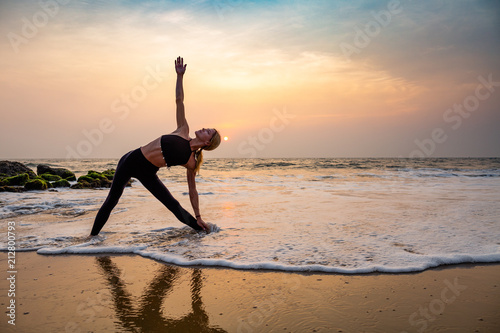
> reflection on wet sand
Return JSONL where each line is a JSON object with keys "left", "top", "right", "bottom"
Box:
{"left": 95, "top": 256, "right": 227, "bottom": 332}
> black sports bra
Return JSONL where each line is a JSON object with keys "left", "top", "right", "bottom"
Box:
{"left": 160, "top": 135, "right": 194, "bottom": 167}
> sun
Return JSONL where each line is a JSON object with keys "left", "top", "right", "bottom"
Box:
{"left": 224, "top": 136, "right": 229, "bottom": 141}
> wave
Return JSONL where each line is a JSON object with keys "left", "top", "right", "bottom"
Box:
{"left": 27, "top": 246, "right": 500, "bottom": 274}
{"left": 397, "top": 169, "right": 500, "bottom": 178}
{"left": 0, "top": 197, "right": 96, "bottom": 219}
{"left": 252, "top": 162, "right": 297, "bottom": 168}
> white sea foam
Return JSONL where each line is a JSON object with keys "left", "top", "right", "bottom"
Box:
{"left": 33, "top": 245, "right": 500, "bottom": 274}
{"left": 0, "top": 188, "right": 104, "bottom": 219}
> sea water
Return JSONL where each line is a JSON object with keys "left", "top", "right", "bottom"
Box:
{"left": 1, "top": 158, "right": 499, "bottom": 273}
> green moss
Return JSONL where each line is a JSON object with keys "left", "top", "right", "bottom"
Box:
{"left": 52, "top": 179, "right": 71, "bottom": 188}
{"left": 40, "top": 173, "right": 62, "bottom": 182}
{"left": 102, "top": 169, "right": 115, "bottom": 180}
{"left": 72, "top": 169, "right": 114, "bottom": 189}
{"left": 77, "top": 175, "right": 94, "bottom": 183}
{"left": 87, "top": 171, "right": 108, "bottom": 181}
{"left": 4, "top": 173, "right": 29, "bottom": 186}
{"left": 70, "top": 182, "right": 86, "bottom": 189}
{"left": 24, "top": 178, "right": 48, "bottom": 191}
{"left": 70, "top": 180, "right": 96, "bottom": 189}
{"left": 61, "top": 170, "right": 76, "bottom": 181}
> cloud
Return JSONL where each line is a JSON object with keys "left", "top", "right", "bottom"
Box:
{"left": 337, "top": 0, "right": 500, "bottom": 84}
{"left": 0, "top": 0, "right": 499, "bottom": 158}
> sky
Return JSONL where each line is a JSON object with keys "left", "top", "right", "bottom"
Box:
{"left": 1, "top": 0, "right": 499, "bottom": 159}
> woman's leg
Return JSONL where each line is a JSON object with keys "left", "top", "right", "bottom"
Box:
{"left": 138, "top": 173, "right": 203, "bottom": 231}
{"left": 90, "top": 152, "right": 133, "bottom": 236}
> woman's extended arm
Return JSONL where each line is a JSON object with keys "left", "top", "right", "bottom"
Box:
{"left": 175, "top": 57, "right": 188, "bottom": 131}
{"left": 186, "top": 168, "right": 209, "bottom": 231}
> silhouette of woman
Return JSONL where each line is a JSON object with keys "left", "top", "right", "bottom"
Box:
{"left": 90, "top": 57, "right": 221, "bottom": 236}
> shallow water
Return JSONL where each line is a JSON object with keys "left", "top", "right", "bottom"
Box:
{"left": 1, "top": 158, "right": 500, "bottom": 273}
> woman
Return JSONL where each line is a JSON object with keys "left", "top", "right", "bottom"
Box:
{"left": 89, "top": 57, "right": 221, "bottom": 236}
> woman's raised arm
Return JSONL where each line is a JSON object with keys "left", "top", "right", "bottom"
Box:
{"left": 175, "top": 56, "right": 188, "bottom": 131}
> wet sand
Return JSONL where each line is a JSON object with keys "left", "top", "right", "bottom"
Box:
{"left": 0, "top": 252, "right": 499, "bottom": 332}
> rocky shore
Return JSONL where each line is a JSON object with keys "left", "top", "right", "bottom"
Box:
{"left": 0, "top": 160, "right": 126, "bottom": 192}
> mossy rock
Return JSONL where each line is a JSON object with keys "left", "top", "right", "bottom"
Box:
{"left": 0, "top": 186, "right": 24, "bottom": 192}
{"left": 3, "top": 173, "right": 29, "bottom": 186}
{"left": 74, "top": 171, "right": 112, "bottom": 188}
{"left": 24, "top": 178, "right": 49, "bottom": 191}
{"left": 37, "top": 164, "right": 76, "bottom": 181}
{"left": 70, "top": 182, "right": 88, "bottom": 189}
{"left": 94, "top": 177, "right": 112, "bottom": 187}
{"left": 52, "top": 179, "right": 71, "bottom": 188}
{"left": 70, "top": 180, "right": 99, "bottom": 189}
{"left": 61, "top": 170, "right": 76, "bottom": 181}
{"left": 101, "top": 178, "right": 112, "bottom": 187}
{"left": 77, "top": 175, "right": 95, "bottom": 183}
{"left": 101, "top": 169, "right": 115, "bottom": 180}
{"left": 87, "top": 171, "right": 108, "bottom": 181}
{"left": 0, "top": 161, "right": 37, "bottom": 179}
{"left": 40, "top": 173, "right": 62, "bottom": 182}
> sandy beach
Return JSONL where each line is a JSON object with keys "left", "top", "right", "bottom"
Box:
{"left": 0, "top": 252, "right": 499, "bottom": 332}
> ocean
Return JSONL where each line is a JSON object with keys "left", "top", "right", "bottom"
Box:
{"left": 1, "top": 158, "right": 499, "bottom": 273}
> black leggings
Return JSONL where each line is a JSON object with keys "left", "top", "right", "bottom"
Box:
{"left": 90, "top": 148, "right": 202, "bottom": 235}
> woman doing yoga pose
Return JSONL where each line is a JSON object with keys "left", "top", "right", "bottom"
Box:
{"left": 89, "top": 57, "right": 221, "bottom": 236}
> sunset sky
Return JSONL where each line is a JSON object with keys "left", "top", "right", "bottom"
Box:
{"left": 1, "top": 0, "right": 499, "bottom": 158}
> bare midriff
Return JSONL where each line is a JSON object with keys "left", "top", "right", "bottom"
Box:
{"left": 140, "top": 137, "right": 166, "bottom": 168}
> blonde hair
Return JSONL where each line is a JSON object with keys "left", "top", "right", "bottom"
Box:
{"left": 194, "top": 129, "right": 221, "bottom": 175}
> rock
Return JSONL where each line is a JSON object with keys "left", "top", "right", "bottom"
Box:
{"left": 37, "top": 164, "right": 76, "bottom": 181}
{"left": 102, "top": 169, "right": 115, "bottom": 180}
{"left": 24, "top": 178, "right": 49, "bottom": 191}
{"left": 72, "top": 182, "right": 90, "bottom": 189}
{"left": 3, "top": 173, "right": 30, "bottom": 186}
{"left": 61, "top": 170, "right": 76, "bottom": 181}
{"left": 70, "top": 169, "right": 130, "bottom": 189}
{"left": 40, "top": 173, "right": 62, "bottom": 182}
{"left": 0, "top": 186, "right": 24, "bottom": 192}
{"left": 87, "top": 171, "right": 109, "bottom": 182}
{"left": 52, "top": 179, "right": 71, "bottom": 188}
{"left": 76, "top": 175, "right": 107, "bottom": 187}
{"left": 70, "top": 180, "right": 100, "bottom": 189}
{"left": 72, "top": 170, "right": 113, "bottom": 189}
{"left": 0, "top": 161, "right": 37, "bottom": 179}
{"left": 70, "top": 182, "right": 87, "bottom": 189}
